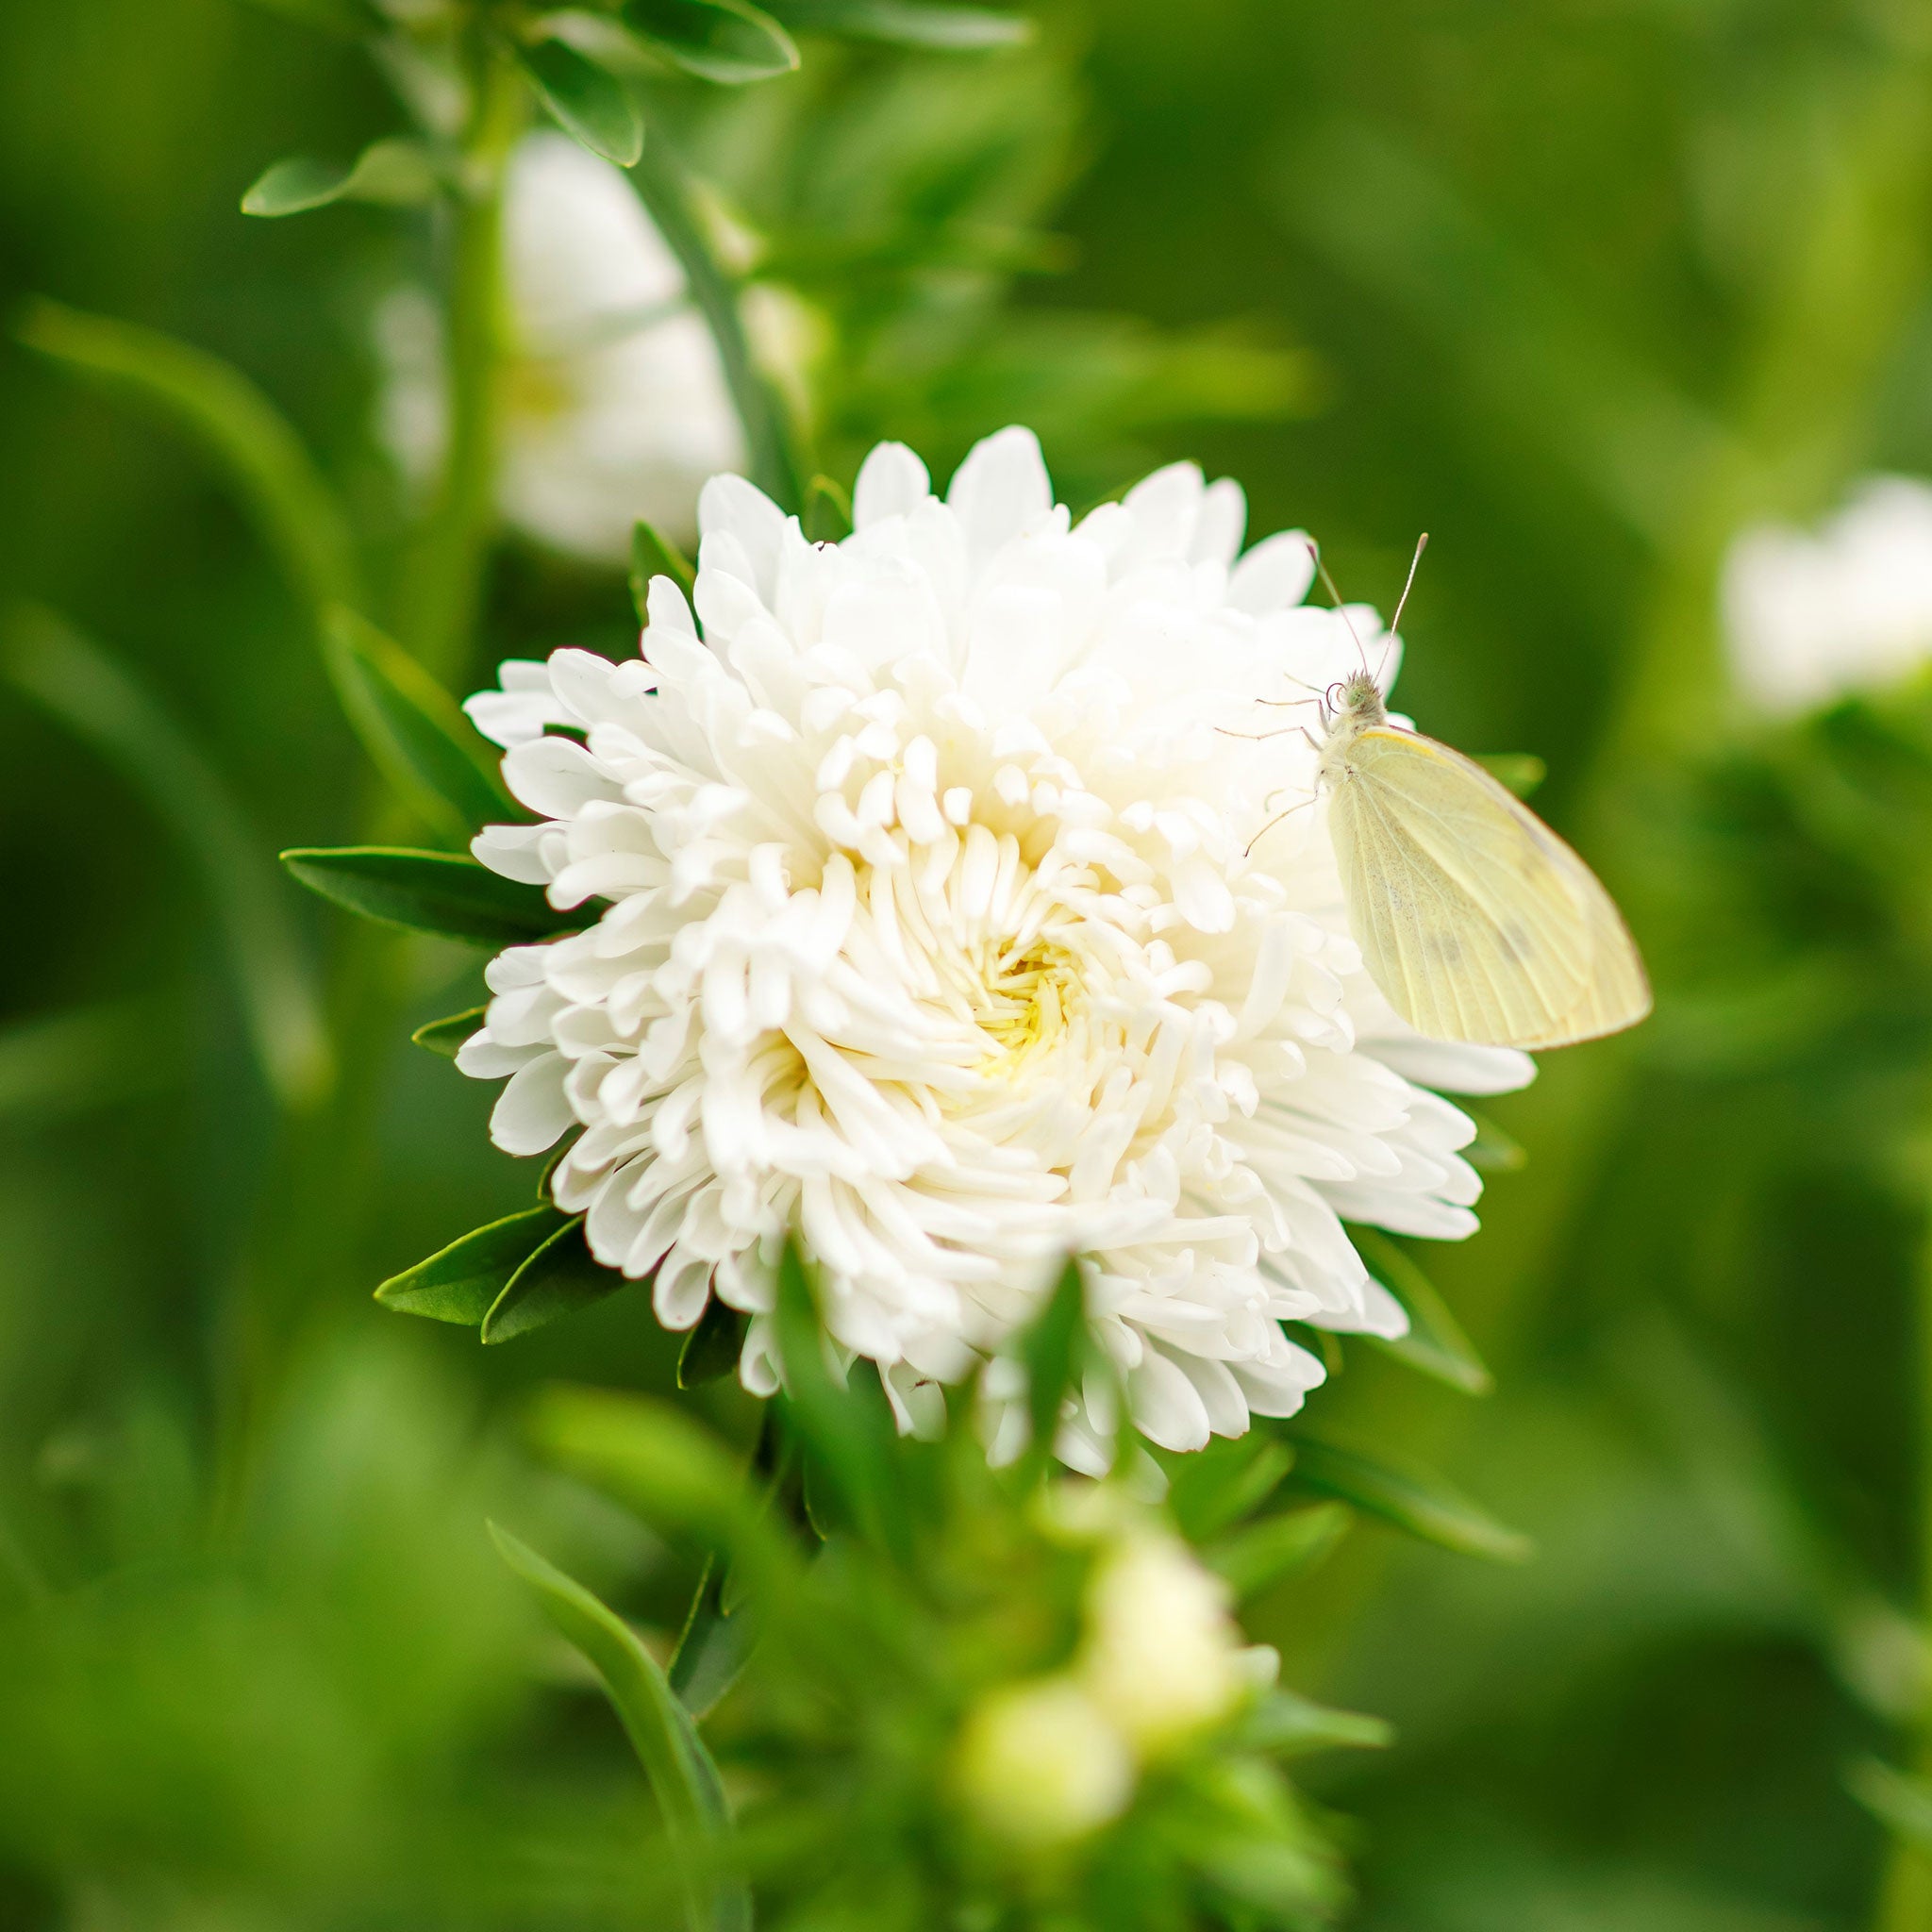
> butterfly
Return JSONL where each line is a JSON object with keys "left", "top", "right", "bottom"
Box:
{"left": 1315, "top": 666, "right": 1650, "bottom": 1048}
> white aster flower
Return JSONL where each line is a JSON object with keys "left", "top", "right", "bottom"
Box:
{"left": 375, "top": 131, "right": 743, "bottom": 558}
{"left": 1723, "top": 475, "right": 1932, "bottom": 715}
{"left": 458, "top": 426, "right": 1532, "bottom": 1459}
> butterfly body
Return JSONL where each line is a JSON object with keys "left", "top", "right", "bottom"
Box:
{"left": 1312, "top": 670, "right": 1650, "bottom": 1049}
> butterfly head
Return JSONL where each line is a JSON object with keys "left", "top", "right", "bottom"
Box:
{"left": 1329, "top": 669, "right": 1387, "bottom": 728}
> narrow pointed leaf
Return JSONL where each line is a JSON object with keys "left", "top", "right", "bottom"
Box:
{"left": 490, "top": 1526, "right": 749, "bottom": 1932}
{"left": 1474, "top": 752, "right": 1546, "bottom": 798}
{"left": 242, "top": 138, "right": 439, "bottom": 216}
{"left": 482, "top": 1218, "right": 627, "bottom": 1343}
{"left": 1166, "top": 1437, "right": 1295, "bottom": 1541}
{"left": 1204, "top": 1501, "right": 1352, "bottom": 1599}
{"left": 1349, "top": 1225, "right": 1492, "bottom": 1396}
{"left": 1288, "top": 1437, "right": 1531, "bottom": 1563}
{"left": 669, "top": 1557, "right": 759, "bottom": 1717}
{"left": 1462, "top": 1108, "right": 1526, "bottom": 1173}
{"left": 774, "top": 1239, "right": 909, "bottom": 1560}
{"left": 5, "top": 608, "right": 331, "bottom": 1110}
{"left": 769, "top": 0, "right": 1028, "bottom": 46}
{"left": 803, "top": 473, "right": 852, "bottom": 542}
{"left": 375, "top": 1205, "right": 569, "bottom": 1324}
{"left": 280, "top": 846, "right": 580, "bottom": 944}
{"left": 410, "top": 1006, "right": 487, "bottom": 1058}
{"left": 632, "top": 519, "right": 697, "bottom": 619}
{"left": 1240, "top": 1687, "right": 1392, "bottom": 1757}
{"left": 516, "top": 37, "right": 645, "bottom": 166}
{"left": 679, "top": 1299, "right": 748, "bottom": 1389}
{"left": 16, "top": 301, "right": 358, "bottom": 616}
{"left": 625, "top": 0, "right": 800, "bottom": 83}
{"left": 324, "top": 607, "right": 515, "bottom": 838}
{"left": 1018, "top": 1257, "right": 1085, "bottom": 1478}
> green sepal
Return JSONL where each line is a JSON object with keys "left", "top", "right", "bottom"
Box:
{"left": 242, "top": 138, "right": 440, "bottom": 217}
{"left": 1204, "top": 1500, "right": 1352, "bottom": 1600}
{"left": 322, "top": 607, "right": 515, "bottom": 839}
{"left": 489, "top": 1525, "right": 751, "bottom": 1932}
{"left": 409, "top": 1006, "right": 487, "bottom": 1058}
{"left": 678, "top": 1299, "right": 748, "bottom": 1389}
{"left": 631, "top": 518, "right": 697, "bottom": 619}
{"left": 1474, "top": 752, "right": 1546, "bottom": 798}
{"left": 375, "top": 1205, "right": 571, "bottom": 1325}
{"left": 515, "top": 35, "right": 645, "bottom": 167}
{"left": 1348, "top": 1224, "right": 1493, "bottom": 1397}
{"left": 280, "top": 846, "right": 585, "bottom": 944}
{"left": 1238, "top": 1687, "right": 1392, "bottom": 1757}
{"left": 1286, "top": 1436, "right": 1531, "bottom": 1564}
{"left": 625, "top": 0, "right": 800, "bottom": 83}
{"left": 482, "top": 1216, "right": 629, "bottom": 1343}
{"left": 765, "top": 0, "right": 1028, "bottom": 46}
{"left": 803, "top": 473, "right": 853, "bottom": 543}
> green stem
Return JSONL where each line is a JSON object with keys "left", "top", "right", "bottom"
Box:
{"left": 629, "top": 134, "right": 804, "bottom": 514}
{"left": 394, "top": 39, "right": 522, "bottom": 680}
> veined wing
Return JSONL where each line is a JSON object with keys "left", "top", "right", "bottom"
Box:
{"left": 1328, "top": 726, "right": 1646, "bottom": 1047}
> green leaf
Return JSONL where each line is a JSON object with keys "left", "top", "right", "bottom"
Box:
{"left": 322, "top": 608, "right": 514, "bottom": 840}
{"left": 803, "top": 473, "right": 853, "bottom": 543}
{"left": 679, "top": 1299, "right": 748, "bottom": 1389}
{"left": 1239, "top": 1687, "right": 1392, "bottom": 1757}
{"left": 1461, "top": 1107, "right": 1526, "bottom": 1174}
{"left": 483, "top": 1218, "right": 628, "bottom": 1343}
{"left": 1015, "top": 1257, "right": 1085, "bottom": 1479}
{"left": 1474, "top": 752, "right": 1547, "bottom": 798}
{"left": 774, "top": 1238, "right": 910, "bottom": 1560}
{"left": 15, "top": 300, "right": 358, "bottom": 618}
{"left": 1204, "top": 1501, "right": 1352, "bottom": 1599}
{"left": 1847, "top": 1757, "right": 1932, "bottom": 1853}
{"left": 410, "top": 1006, "right": 487, "bottom": 1058}
{"left": 280, "top": 846, "right": 580, "bottom": 944}
{"left": 631, "top": 519, "right": 697, "bottom": 620}
{"left": 238, "top": 0, "right": 372, "bottom": 34}
{"left": 1348, "top": 1225, "right": 1493, "bottom": 1397}
{"left": 668, "top": 1557, "right": 758, "bottom": 1719}
{"left": 625, "top": 0, "right": 800, "bottom": 84}
{"left": 768, "top": 0, "right": 1028, "bottom": 47}
{"left": 490, "top": 1525, "right": 750, "bottom": 1932}
{"left": 375, "top": 1205, "right": 570, "bottom": 1325}
{"left": 4, "top": 608, "right": 331, "bottom": 1110}
{"left": 1287, "top": 1437, "right": 1531, "bottom": 1563}
{"left": 242, "top": 138, "right": 439, "bottom": 217}
{"left": 516, "top": 36, "right": 645, "bottom": 167}
{"left": 1166, "top": 1436, "right": 1296, "bottom": 1541}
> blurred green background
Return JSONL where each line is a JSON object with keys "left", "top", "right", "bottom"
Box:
{"left": 4, "top": 1, "right": 1930, "bottom": 1925}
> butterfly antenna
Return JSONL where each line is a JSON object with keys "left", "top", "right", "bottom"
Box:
{"left": 1377, "top": 531, "right": 1428, "bottom": 685}
{"left": 1306, "top": 539, "right": 1372, "bottom": 675}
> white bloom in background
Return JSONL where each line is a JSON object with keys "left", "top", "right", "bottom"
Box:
{"left": 1723, "top": 475, "right": 1932, "bottom": 715}
{"left": 459, "top": 426, "right": 1532, "bottom": 1459}
{"left": 955, "top": 1676, "right": 1135, "bottom": 1846}
{"left": 1079, "top": 1531, "right": 1253, "bottom": 1756}
{"left": 375, "top": 131, "right": 743, "bottom": 558}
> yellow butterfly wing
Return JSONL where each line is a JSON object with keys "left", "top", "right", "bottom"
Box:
{"left": 1326, "top": 726, "right": 1650, "bottom": 1048}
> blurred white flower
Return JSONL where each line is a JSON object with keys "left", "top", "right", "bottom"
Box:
{"left": 1080, "top": 1530, "right": 1252, "bottom": 1756}
{"left": 955, "top": 1676, "right": 1135, "bottom": 1847}
{"left": 1723, "top": 475, "right": 1932, "bottom": 715}
{"left": 458, "top": 427, "right": 1532, "bottom": 1458}
{"left": 375, "top": 131, "right": 744, "bottom": 559}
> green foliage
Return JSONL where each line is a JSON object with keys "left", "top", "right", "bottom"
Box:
{"left": 632, "top": 516, "right": 698, "bottom": 614}
{"left": 491, "top": 1524, "right": 751, "bottom": 1932}
{"left": 1285, "top": 1436, "right": 1532, "bottom": 1564}
{"left": 375, "top": 1204, "right": 571, "bottom": 1324}
{"left": 679, "top": 1298, "right": 750, "bottom": 1388}
{"left": 280, "top": 844, "right": 581, "bottom": 942}
{"left": 409, "top": 1005, "right": 488, "bottom": 1056}
{"left": 1347, "top": 1225, "right": 1494, "bottom": 1396}
{"left": 322, "top": 606, "right": 515, "bottom": 840}
{"left": 481, "top": 1216, "right": 629, "bottom": 1343}
{"left": 516, "top": 33, "right": 647, "bottom": 167}
{"left": 770, "top": 1, "right": 1029, "bottom": 50}
{"left": 626, "top": 0, "right": 801, "bottom": 85}
{"left": 242, "top": 139, "right": 441, "bottom": 216}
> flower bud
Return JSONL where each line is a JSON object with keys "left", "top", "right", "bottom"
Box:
{"left": 955, "top": 1676, "right": 1134, "bottom": 1848}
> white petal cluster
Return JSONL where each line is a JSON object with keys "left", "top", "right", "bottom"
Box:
{"left": 375, "top": 132, "right": 743, "bottom": 558}
{"left": 1724, "top": 476, "right": 1932, "bottom": 715}
{"left": 460, "top": 427, "right": 1530, "bottom": 1457}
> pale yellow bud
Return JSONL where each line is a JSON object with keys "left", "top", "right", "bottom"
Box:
{"left": 955, "top": 1676, "right": 1135, "bottom": 1848}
